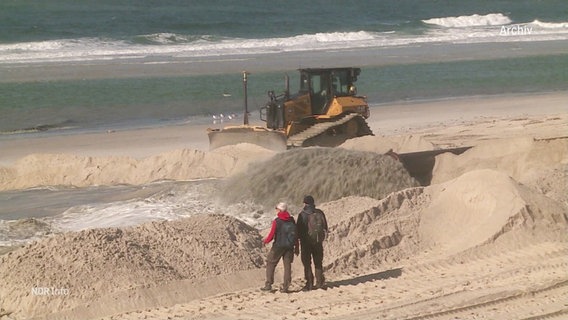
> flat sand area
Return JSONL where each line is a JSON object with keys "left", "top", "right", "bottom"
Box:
{"left": 0, "top": 92, "right": 566, "bottom": 319}
{"left": 1, "top": 91, "right": 566, "bottom": 166}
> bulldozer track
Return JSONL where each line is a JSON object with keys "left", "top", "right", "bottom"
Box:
{"left": 401, "top": 279, "right": 568, "bottom": 320}
{"left": 287, "top": 113, "right": 373, "bottom": 148}
{"left": 521, "top": 308, "right": 568, "bottom": 320}
{"left": 321, "top": 241, "right": 568, "bottom": 320}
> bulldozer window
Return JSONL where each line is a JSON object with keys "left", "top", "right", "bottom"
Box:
{"left": 300, "top": 73, "right": 310, "bottom": 93}
{"left": 310, "top": 74, "right": 330, "bottom": 114}
{"left": 332, "top": 71, "right": 350, "bottom": 96}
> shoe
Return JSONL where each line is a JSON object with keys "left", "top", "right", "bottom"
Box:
{"left": 313, "top": 283, "right": 327, "bottom": 290}
{"left": 301, "top": 284, "right": 312, "bottom": 291}
{"left": 279, "top": 288, "right": 290, "bottom": 293}
{"left": 260, "top": 284, "right": 272, "bottom": 291}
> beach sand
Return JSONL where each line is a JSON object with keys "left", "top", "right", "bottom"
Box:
{"left": 0, "top": 92, "right": 567, "bottom": 319}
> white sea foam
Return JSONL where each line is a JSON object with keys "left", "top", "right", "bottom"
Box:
{"left": 1, "top": 24, "right": 567, "bottom": 65}
{"left": 530, "top": 20, "right": 568, "bottom": 29}
{"left": 0, "top": 181, "right": 272, "bottom": 247}
{"left": 422, "top": 13, "right": 512, "bottom": 28}
{"left": 41, "top": 182, "right": 270, "bottom": 234}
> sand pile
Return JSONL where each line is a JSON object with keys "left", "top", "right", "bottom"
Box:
{"left": 209, "top": 143, "right": 277, "bottom": 173}
{"left": 433, "top": 137, "right": 568, "bottom": 206}
{"left": 322, "top": 169, "right": 568, "bottom": 275}
{"left": 432, "top": 137, "right": 567, "bottom": 193}
{"left": 340, "top": 134, "right": 435, "bottom": 154}
{"left": 220, "top": 147, "right": 420, "bottom": 209}
{"left": 0, "top": 144, "right": 275, "bottom": 191}
{"left": 0, "top": 214, "right": 264, "bottom": 319}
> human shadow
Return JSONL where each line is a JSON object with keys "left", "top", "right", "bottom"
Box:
{"left": 324, "top": 268, "right": 403, "bottom": 289}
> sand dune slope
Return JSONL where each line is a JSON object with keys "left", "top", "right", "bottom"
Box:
{"left": 433, "top": 137, "right": 568, "bottom": 205}
{"left": 0, "top": 144, "right": 275, "bottom": 191}
{"left": 95, "top": 169, "right": 567, "bottom": 320}
{"left": 0, "top": 215, "right": 264, "bottom": 319}
{"left": 324, "top": 169, "right": 567, "bottom": 272}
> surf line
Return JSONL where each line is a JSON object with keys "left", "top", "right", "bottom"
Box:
{"left": 499, "top": 24, "right": 533, "bottom": 36}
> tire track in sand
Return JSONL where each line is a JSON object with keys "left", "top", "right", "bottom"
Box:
{"left": 104, "top": 240, "right": 568, "bottom": 319}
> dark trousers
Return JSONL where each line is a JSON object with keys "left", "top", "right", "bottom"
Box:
{"left": 300, "top": 240, "right": 324, "bottom": 287}
{"left": 265, "top": 246, "right": 294, "bottom": 290}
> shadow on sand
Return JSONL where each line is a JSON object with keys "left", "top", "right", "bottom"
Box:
{"left": 325, "top": 268, "right": 403, "bottom": 289}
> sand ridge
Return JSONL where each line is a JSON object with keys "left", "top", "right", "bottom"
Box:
{"left": 95, "top": 169, "right": 566, "bottom": 320}
{"left": 0, "top": 143, "right": 275, "bottom": 191}
{"left": 1, "top": 168, "right": 566, "bottom": 319}
{"left": 0, "top": 214, "right": 264, "bottom": 319}
{"left": 220, "top": 147, "right": 420, "bottom": 210}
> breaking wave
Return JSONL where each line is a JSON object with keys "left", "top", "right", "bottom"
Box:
{"left": 422, "top": 13, "right": 512, "bottom": 28}
{"left": 530, "top": 20, "right": 568, "bottom": 29}
{"left": 2, "top": 22, "right": 568, "bottom": 65}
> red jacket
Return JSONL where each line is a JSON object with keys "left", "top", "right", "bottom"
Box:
{"left": 263, "top": 211, "right": 298, "bottom": 250}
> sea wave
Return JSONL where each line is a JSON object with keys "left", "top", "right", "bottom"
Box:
{"left": 1, "top": 25, "right": 567, "bottom": 65}
{"left": 530, "top": 20, "right": 568, "bottom": 29}
{"left": 422, "top": 13, "right": 512, "bottom": 28}
{"left": 0, "top": 120, "right": 76, "bottom": 135}
{"left": 0, "top": 181, "right": 271, "bottom": 246}
{"left": 0, "top": 218, "right": 53, "bottom": 246}
{"left": 133, "top": 33, "right": 224, "bottom": 45}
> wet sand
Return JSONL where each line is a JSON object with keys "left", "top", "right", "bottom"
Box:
{"left": 1, "top": 91, "right": 566, "bottom": 167}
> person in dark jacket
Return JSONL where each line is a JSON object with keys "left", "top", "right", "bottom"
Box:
{"left": 296, "top": 195, "right": 328, "bottom": 290}
{"left": 261, "top": 202, "right": 299, "bottom": 293}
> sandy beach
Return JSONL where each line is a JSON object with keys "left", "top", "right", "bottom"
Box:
{"left": 0, "top": 91, "right": 567, "bottom": 319}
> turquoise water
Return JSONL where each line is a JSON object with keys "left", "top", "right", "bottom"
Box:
{"left": 2, "top": 0, "right": 567, "bottom": 43}
{"left": 2, "top": 54, "right": 567, "bottom": 133}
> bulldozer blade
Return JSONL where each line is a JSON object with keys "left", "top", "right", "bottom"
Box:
{"left": 208, "top": 126, "right": 287, "bottom": 151}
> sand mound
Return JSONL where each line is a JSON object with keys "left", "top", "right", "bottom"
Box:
{"left": 220, "top": 147, "right": 420, "bottom": 209}
{"left": 433, "top": 137, "right": 568, "bottom": 206}
{"left": 210, "top": 143, "right": 276, "bottom": 173}
{"left": 318, "top": 196, "right": 383, "bottom": 226}
{"left": 0, "top": 214, "right": 264, "bottom": 319}
{"left": 420, "top": 169, "right": 567, "bottom": 255}
{"left": 323, "top": 169, "right": 568, "bottom": 274}
{"left": 340, "top": 134, "right": 435, "bottom": 154}
{"left": 0, "top": 145, "right": 275, "bottom": 191}
{"left": 432, "top": 137, "right": 568, "bottom": 187}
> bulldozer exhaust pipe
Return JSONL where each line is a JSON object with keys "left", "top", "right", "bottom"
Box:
{"left": 285, "top": 73, "right": 290, "bottom": 99}
{"left": 243, "top": 71, "right": 250, "bottom": 125}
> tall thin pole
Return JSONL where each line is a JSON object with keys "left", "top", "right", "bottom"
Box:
{"left": 243, "top": 71, "right": 250, "bottom": 125}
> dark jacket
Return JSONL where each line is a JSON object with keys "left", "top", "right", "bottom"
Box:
{"left": 297, "top": 204, "right": 328, "bottom": 243}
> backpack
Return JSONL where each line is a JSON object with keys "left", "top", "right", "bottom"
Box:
{"left": 275, "top": 218, "right": 297, "bottom": 249}
{"left": 306, "top": 209, "right": 326, "bottom": 243}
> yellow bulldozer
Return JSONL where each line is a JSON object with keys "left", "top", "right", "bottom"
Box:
{"left": 207, "top": 68, "right": 472, "bottom": 185}
{"left": 208, "top": 67, "right": 373, "bottom": 151}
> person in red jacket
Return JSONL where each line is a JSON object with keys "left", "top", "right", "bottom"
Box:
{"left": 261, "top": 202, "right": 299, "bottom": 293}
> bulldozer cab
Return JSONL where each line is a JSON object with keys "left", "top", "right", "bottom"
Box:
{"left": 300, "top": 68, "right": 361, "bottom": 115}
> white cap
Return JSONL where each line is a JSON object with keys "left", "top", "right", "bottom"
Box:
{"left": 276, "top": 202, "right": 287, "bottom": 211}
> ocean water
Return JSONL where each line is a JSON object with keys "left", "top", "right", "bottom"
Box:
{"left": 1, "top": 0, "right": 567, "bottom": 134}
{"left": 1, "top": 1, "right": 568, "bottom": 247}
{"left": 0, "top": 180, "right": 271, "bottom": 247}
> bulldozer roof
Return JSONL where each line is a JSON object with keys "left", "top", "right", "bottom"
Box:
{"left": 299, "top": 67, "right": 361, "bottom": 74}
